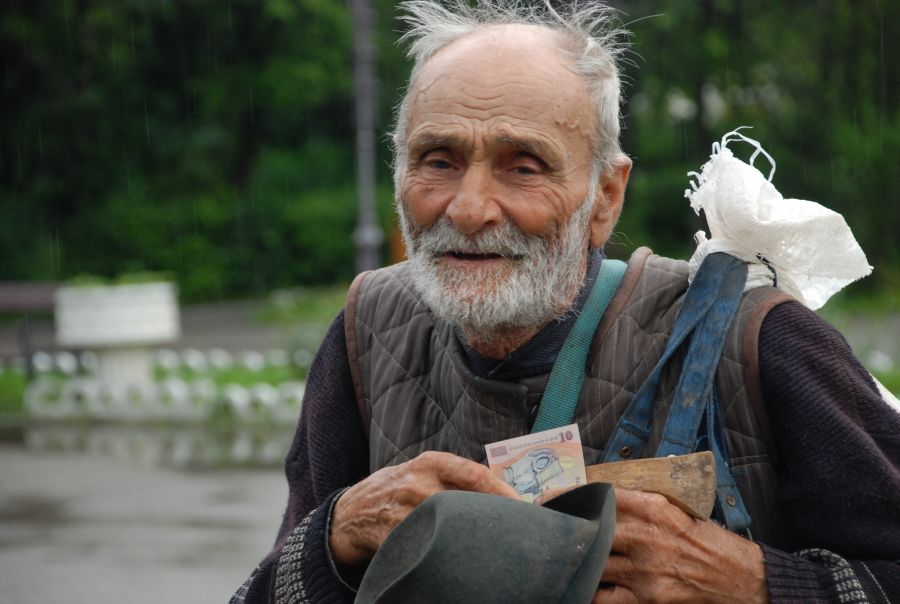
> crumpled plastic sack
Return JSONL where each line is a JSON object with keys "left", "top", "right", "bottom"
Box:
{"left": 685, "top": 128, "right": 872, "bottom": 310}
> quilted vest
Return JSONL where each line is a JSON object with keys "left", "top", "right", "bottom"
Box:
{"left": 345, "top": 247, "right": 795, "bottom": 547}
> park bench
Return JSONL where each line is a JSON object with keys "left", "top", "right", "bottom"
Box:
{"left": 0, "top": 282, "right": 59, "bottom": 376}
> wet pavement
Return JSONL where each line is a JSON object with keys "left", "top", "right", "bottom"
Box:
{"left": 0, "top": 441, "right": 286, "bottom": 604}
{"left": 0, "top": 296, "right": 312, "bottom": 603}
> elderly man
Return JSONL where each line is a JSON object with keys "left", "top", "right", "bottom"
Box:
{"left": 234, "top": 1, "right": 900, "bottom": 603}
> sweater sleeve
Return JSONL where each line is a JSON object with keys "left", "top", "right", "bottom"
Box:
{"left": 757, "top": 301, "right": 900, "bottom": 603}
{"left": 232, "top": 309, "right": 370, "bottom": 604}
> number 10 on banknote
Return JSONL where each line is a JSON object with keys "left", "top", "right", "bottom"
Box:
{"left": 485, "top": 423, "right": 587, "bottom": 502}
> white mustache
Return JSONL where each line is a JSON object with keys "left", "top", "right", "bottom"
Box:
{"left": 411, "top": 218, "right": 548, "bottom": 259}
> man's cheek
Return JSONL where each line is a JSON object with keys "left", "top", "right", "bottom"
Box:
{"left": 503, "top": 188, "right": 574, "bottom": 238}
{"left": 399, "top": 182, "right": 448, "bottom": 231}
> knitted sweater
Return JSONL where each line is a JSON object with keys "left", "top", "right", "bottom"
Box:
{"left": 233, "top": 302, "right": 900, "bottom": 604}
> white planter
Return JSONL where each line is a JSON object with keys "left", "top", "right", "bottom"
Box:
{"left": 55, "top": 282, "right": 180, "bottom": 348}
{"left": 54, "top": 282, "right": 180, "bottom": 391}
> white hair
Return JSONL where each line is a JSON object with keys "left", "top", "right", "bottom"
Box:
{"left": 391, "top": 0, "right": 630, "bottom": 189}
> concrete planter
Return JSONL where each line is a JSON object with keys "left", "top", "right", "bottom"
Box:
{"left": 55, "top": 282, "right": 180, "bottom": 348}
{"left": 55, "top": 282, "right": 180, "bottom": 389}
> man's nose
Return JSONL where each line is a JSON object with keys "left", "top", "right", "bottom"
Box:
{"left": 444, "top": 165, "right": 502, "bottom": 235}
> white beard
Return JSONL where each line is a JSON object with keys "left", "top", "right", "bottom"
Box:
{"left": 400, "top": 199, "right": 593, "bottom": 338}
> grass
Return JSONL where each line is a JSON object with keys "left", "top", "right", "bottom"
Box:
{"left": 156, "top": 364, "right": 301, "bottom": 385}
{"left": 257, "top": 284, "right": 349, "bottom": 355}
{"left": 258, "top": 285, "right": 348, "bottom": 326}
{"left": 0, "top": 364, "right": 304, "bottom": 421}
{"left": 816, "top": 287, "right": 900, "bottom": 396}
{"left": 0, "top": 370, "right": 27, "bottom": 416}
{"left": 872, "top": 370, "right": 900, "bottom": 398}
{"left": 819, "top": 285, "right": 900, "bottom": 319}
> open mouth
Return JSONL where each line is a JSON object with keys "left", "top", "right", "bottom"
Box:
{"left": 445, "top": 251, "right": 506, "bottom": 262}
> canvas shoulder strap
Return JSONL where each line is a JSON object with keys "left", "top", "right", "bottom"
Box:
{"left": 530, "top": 258, "right": 628, "bottom": 433}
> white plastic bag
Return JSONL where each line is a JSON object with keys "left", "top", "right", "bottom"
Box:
{"left": 685, "top": 128, "right": 872, "bottom": 310}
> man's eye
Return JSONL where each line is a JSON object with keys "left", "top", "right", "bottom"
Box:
{"left": 512, "top": 164, "right": 540, "bottom": 176}
{"left": 509, "top": 153, "right": 546, "bottom": 176}
{"left": 427, "top": 158, "right": 453, "bottom": 170}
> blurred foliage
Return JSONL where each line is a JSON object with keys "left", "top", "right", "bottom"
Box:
{"left": 260, "top": 285, "right": 349, "bottom": 325}
{"left": 0, "top": 369, "right": 27, "bottom": 416}
{"left": 0, "top": 0, "right": 382, "bottom": 300}
{"left": 155, "top": 363, "right": 300, "bottom": 386}
{"left": 611, "top": 0, "right": 900, "bottom": 301}
{"left": 873, "top": 370, "right": 900, "bottom": 399}
{"left": 66, "top": 271, "right": 174, "bottom": 286}
{"left": 1, "top": 0, "right": 898, "bottom": 301}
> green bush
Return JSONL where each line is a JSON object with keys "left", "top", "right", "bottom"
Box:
{"left": 0, "top": 370, "right": 27, "bottom": 416}
{"left": 3, "top": 0, "right": 899, "bottom": 305}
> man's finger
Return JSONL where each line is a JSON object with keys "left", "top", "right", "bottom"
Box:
{"left": 613, "top": 487, "right": 673, "bottom": 522}
{"left": 425, "top": 451, "right": 519, "bottom": 498}
{"left": 592, "top": 584, "right": 638, "bottom": 604}
{"left": 599, "top": 554, "right": 634, "bottom": 585}
{"left": 455, "top": 461, "right": 519, "bottom": 498}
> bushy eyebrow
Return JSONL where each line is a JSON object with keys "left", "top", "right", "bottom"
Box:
{"left": 406, "top": 131, "right": 559, "bottom": 166}
{"left": 494, "top": 135, "right": 547, "bottom": 158}
{"left": 495, "top": 135, "right": 562, "bottom": 168}
{"left": 407, "top": 133, "right": 471, "bottom": 153}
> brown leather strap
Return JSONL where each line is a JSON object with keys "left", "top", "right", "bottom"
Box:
{"left": 741, "top": 290, "right": 796, "bottom": 468}
{"left": 345, "top": 270, "right": 372, "bottom": 442}
{"left": 590, "top": 246, "right": 653, "bottom": 357}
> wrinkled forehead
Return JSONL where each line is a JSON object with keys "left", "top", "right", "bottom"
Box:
{"left": 406, "top": 24, "right": 596, "bottom": 146}
{"left": 417, "top": 24, "right": 575, "bottom": 82}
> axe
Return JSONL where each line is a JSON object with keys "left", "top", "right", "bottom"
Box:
{"left": 585, "top": 451, "right": 717, "bottom": 519}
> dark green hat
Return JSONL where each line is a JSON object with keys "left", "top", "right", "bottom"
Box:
{"left": 355, "top": 482, "right": 616, "bottom": 604}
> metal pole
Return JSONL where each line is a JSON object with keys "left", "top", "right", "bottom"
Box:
{"left": 349, "top": 0, "right": 384, "bottom": 273}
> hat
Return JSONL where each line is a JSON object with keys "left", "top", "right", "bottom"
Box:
{"left": 355, "top": 482, "right": 616, "bottom": 604}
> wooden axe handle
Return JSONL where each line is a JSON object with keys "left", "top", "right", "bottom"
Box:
{"left": 585, "top": 451, "right": 716, "bottom": 519}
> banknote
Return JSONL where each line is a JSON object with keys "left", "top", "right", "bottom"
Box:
{"left": 485, "top": 423, "right": 586, "bottom": 502}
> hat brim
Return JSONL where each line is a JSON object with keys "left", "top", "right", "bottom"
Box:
{"left": 355, "top": 482, "right": 616, "bottom": 604}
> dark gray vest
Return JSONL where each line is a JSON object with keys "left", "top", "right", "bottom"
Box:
{"left": 345, "top": 248, "right": 794, "bottom": 546}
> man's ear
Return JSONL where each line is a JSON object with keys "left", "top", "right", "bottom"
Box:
{"left": 589, "top": 156, "right": 632, "bottom": 248}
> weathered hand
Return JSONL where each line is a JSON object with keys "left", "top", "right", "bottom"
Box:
{"left": 594, "top": 488, "right": 767, "bottom": 604}
{"left": 329, "top": 451, "right": 519, "bottom": 566}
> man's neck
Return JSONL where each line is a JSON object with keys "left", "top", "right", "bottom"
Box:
{"left": 459, "top": 324, "right": 546, "bottom": 360}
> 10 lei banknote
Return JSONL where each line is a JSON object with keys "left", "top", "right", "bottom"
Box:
{"left": 485, "top": 423, "right": 587, "bottom": 502}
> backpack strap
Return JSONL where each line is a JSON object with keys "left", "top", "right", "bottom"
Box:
{"left": 345, "top": 270, "right": 372, "bottom": 442}
{"left": 739, "top": 289, "right": 796, "bottom": 468}
{"left": 530, "top": 258, "right": 628, "bottom": 433}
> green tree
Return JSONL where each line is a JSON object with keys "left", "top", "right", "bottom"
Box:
{"left": 2, "top": 0, "right": 897, "bottom": 300}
